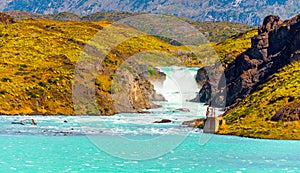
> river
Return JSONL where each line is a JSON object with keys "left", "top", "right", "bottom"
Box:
{"left": 0, "top": 67, "right": 299, "bottom": 172}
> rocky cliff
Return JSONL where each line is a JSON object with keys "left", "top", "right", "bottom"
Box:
{"left": 194, "top": 14, "right": 300, "bottom": 110}
{"left": 225, "top": 14, "right": 300, "bottom": 107}
{"left": 105, "top": 60, "right": 164, "bottom": 115}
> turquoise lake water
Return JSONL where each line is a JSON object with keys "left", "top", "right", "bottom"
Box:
{"left": 1, "top": 104, "right": 300, "bottom": 172}
{"left": 1, "top": 67, "right": 300, "bottom": 172}
{"left": 1, "top": 124, "right": 300, "bottom": 173}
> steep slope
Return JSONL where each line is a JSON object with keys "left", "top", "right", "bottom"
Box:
{"left": 217, "top": 14, "right": 300, "bottom": 139}
{"left": 1, "top": 0, "right": 300, "bottom": 26}
{"left": 192, "top": 28, "right": 258, "bottom": 104}
{"left": 0, "top": 15, "right": 186, "bottom": 115}
{"left": 219, "top": 60, "right": 300, "bottom": 139}
{"left": 225, "top": 14, "right": 300, "bottom": 107}
{"left": 192, "top": 13, "right": 300, "bottom": 139}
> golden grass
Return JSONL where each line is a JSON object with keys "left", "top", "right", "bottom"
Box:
{"left": 219, "top": 61, "right": 300, "bottom": 139}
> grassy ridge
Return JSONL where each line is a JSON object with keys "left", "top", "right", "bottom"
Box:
{"left": 219, "top": 60, "right": 300, "bottom": 139}
{"left": 191, "top": 21, "right": 255, "bottom": 43}
{"left": 196, "top": 23, "right": 300, "bottom": 139}
{"left": 0, "top": 18, "right": 194, "bottom": 115}
{"left": 0, "top": 19, "right": 105, "bottom": 115}
{"left": 213, "top": 29, "right": 258, "bottom": 66}
{"left": 7, "top": 11, "right": 255, "bottom": 43}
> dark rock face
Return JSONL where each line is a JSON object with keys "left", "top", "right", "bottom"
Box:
{"left": 153, "top": 119, "right": 172, "bottom": 123}
{"left": 191, "top": 81, "right": 211, "bottom": 104}
{"left": 194, "top": 14, "right": 300, "bottom": 109}
{"left": 271, "top": 103, "right": 300, "bottom": 121}
{"left": 192, "top": 64, "right": 226, "bottom": 107}
{"left": 258, "top": 15, "right": 283, "bottom": 34}
{"left": 0, "top": 13, "right": 15, "bottom": 24}
{"left": 195, "top": 67, "right": 209, "bottom": 85}
{"left": 224, "top": 14, "right": 300, "bottom": 107}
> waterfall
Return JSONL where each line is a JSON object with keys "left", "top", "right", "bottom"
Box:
{"left": 152, "top": 66, "right": 202, "bottom": 113}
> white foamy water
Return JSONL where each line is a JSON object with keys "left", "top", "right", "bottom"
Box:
{"left": 154, "top": 66, "right": 199, "bottom": 103}
{"left": 0, "top": 67, "right": 215, "bottom": 136}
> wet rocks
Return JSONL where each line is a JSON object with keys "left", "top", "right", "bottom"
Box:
{"left": 191, "top": 63, "right": 226, "bottom": 107}
{"left": 191, "top": 81, "right": 211, "bottom": 104}
{"left": 182, "top": 118, "right": 206, "bottom": 128}
{"left": 153, "top": 119, "right": 172, "bottom": 123}
{"left": 173, "top": 108, "right": 190, "bottom": 112}
{"left": 151, "top": 93, "right": 166, "bottom": 102}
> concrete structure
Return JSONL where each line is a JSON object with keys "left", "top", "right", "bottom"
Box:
{"left": 203, "top": 107, "right": 223, "bottom": 133}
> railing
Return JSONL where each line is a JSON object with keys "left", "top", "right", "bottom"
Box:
{"left": 206, "top": 107, "right": 216, "bottom": 118}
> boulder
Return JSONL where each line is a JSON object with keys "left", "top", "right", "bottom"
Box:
{"left": 182, "top": 118, "right": 206, "bottom": 128}
{"left": 173, "top": 108, "right": 190, "bottom": 112}
{"left": 153, "top": 119, "right": 172, "bottom": 123}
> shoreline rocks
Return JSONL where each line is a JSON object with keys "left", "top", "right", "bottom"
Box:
{"left": 153, "top": 119, "right": 172, "bottom": 123}
{"left": 182, "top": 118, "right": 206, "bottom": 128}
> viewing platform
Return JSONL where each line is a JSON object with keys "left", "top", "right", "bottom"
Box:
{"left": 203, "top": 107, "right": 224, "bottom": 134}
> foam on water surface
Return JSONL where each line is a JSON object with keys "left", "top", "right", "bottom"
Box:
{"left": 1, "top": 67, "right": 299, "bottom": 172}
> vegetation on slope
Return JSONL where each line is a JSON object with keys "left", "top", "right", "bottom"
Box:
{"left": 0, "top": 16, "right": 199, "bottom": 115}
{"left": 219, "top": 59, "right": 300, "bottom": 140}
{"left": 191, "top": 21, "right": 255, "bottom": 42}
{"left": 82, "top": 12, "right": 143, "bottom": 22}
{"left": 6, "top": 11, "right": 255, "bottom": 43}
{"left": 0, "top": 19, "right": 105, "bottom": 115}
{"left": 213, "top": 29, "right": 258, "bottom": 66}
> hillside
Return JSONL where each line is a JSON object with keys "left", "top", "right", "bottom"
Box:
{"left": 1, "top": 0, "right": 300, "bottom": 26}
{"left": 217, "top": 14, "right": 300, "bottom": 139}
{"left": 213, "top": 29, "right": 258, "bottom": 65}
{"left": 5, "top": 11, "right": 255, "bottom": 43}
{"left": 0, "top": 14, "right": 192, "bottom": 115}
{"left": 190, "top": 21, "right": 255, "bottom": 43}
{"left": 192, "top": 13, "right": 300, "bottom": 139}
{"left": 219, "top": 60, "right": 300, "bottom": 139}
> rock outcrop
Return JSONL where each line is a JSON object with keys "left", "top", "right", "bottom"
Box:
{"left": 224, "top": 14, "right": 300, "bottom": 107}
{"left": 182, "top": 118, "right": 206, "bottom": 128}
{"left": 173, "top": 108, "right": 190, "bottom": 112}
{"left": 194, "top": 14, "right": 300, "bottom": 109}
{"left": 153, "top": 119, "right": 172, "bottom": 123}
{"left": 0, "top": 13, "right": 15, "bottom": 24}
{"left": 271, "top": 103, "right": 300, "bottom": 121}
{"left": 107, "top": 60, "right": 164, "bottom": 115}
{"left": 191, "top": 63, "right": 226, "bottom": 107}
